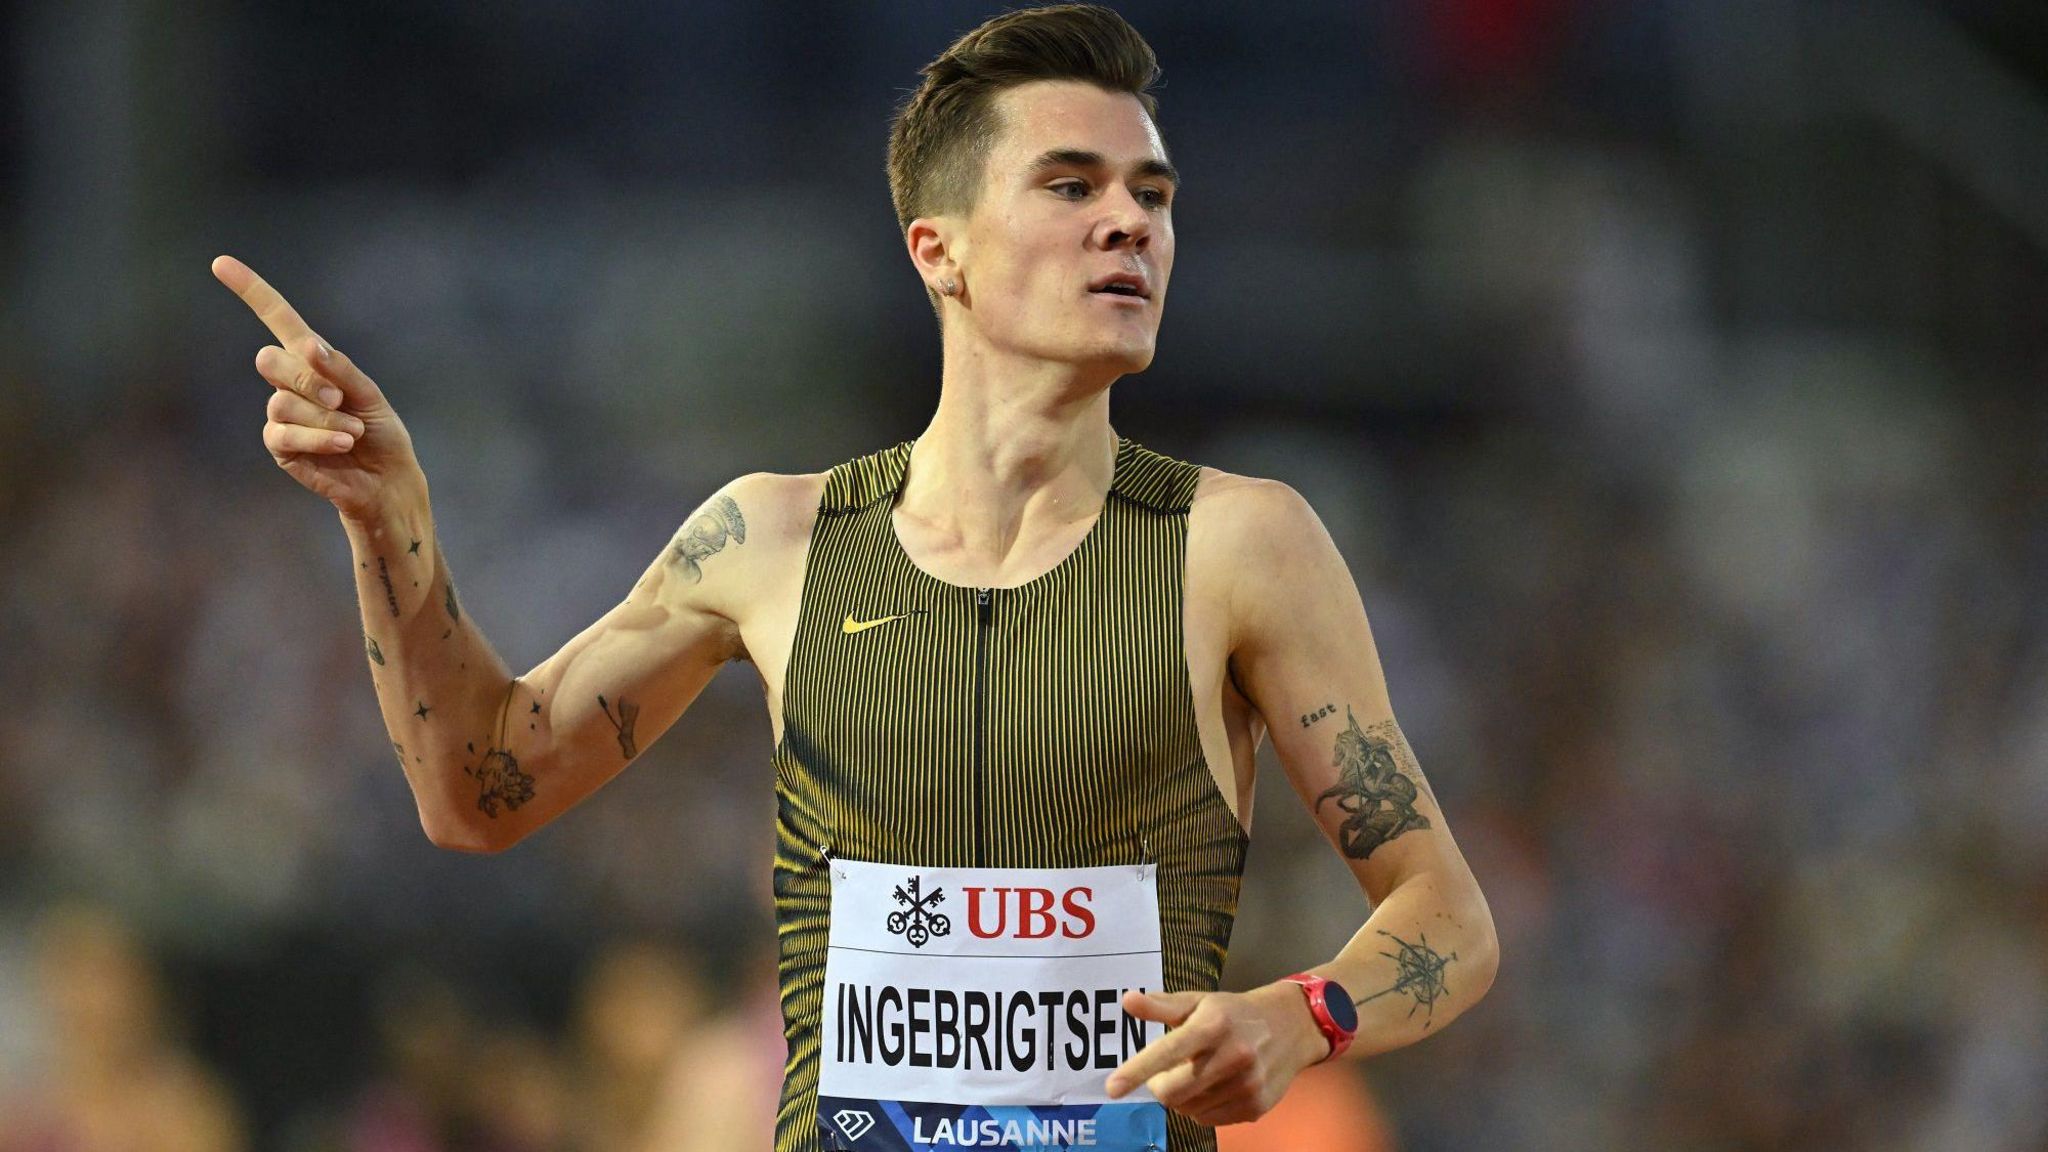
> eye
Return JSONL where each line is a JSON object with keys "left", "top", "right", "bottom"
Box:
{"left": 1049, "top": 179, "right": 1089, "bottom": 200}
{"left": 1137, "top": 186, "right": 1171, "bottom": 208}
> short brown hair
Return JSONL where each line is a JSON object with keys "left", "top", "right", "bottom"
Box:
{"left": 887, "top": 4, "right": 1163, "bottom": 233}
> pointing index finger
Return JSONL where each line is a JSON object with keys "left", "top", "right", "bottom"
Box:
{"left": 1106, "top": 1018, "right": 1211, "bottom": 1098}
{"left": 212, "top": 254, "right": 315, "bottom": 348}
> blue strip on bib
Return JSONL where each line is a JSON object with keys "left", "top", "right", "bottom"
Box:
{"left": 819, "top": 1094, "right": 1167, "bottom": 1151}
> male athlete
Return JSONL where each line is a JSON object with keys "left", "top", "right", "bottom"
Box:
{"left": 213, "top": 6, "right": 1496, "bottom": 1150}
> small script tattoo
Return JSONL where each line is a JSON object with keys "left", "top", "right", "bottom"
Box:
{"left": 365, "top": 633, "right": 385, "bottom": 666}
{"left": 375, "top": 557, "right": 401, "bottom": 617}
{"left": 464, "top": 745, "right": 535, "bottom": 817}
{"left": 597, "top": 694, "right": 640, "bottom": 760}
{"left": 1358, "top": 930, "right": 1456, "bottom": 1025}
{"left": 667, "top": 494, "right": 747, "bottom": 583}
{"left": 1300, "top": 702, "right": 1336, "bottom": 728}
{"left": 1313, "top": 707, "right": 1430, "bottom": 859}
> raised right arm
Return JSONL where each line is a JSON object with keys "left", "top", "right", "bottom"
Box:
{"left": 213, "top": 255, "right": 769, "bottom": 853}
{"left": 348, "top": 478, "right": 761, "bottom": 853}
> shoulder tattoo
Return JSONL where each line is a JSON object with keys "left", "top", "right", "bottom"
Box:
{"left": 667, "top": 494, "right": 747, "bottom": 583}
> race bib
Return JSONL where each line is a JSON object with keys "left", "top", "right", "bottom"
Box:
{"left": 817, "top": 859, "right": 1170, "bottom": 1151}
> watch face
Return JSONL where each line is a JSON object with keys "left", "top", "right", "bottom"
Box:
{"left": 1323, "top": 980, "right": 1359, "bottom": 1033}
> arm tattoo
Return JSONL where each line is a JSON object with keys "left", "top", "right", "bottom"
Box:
{"left": 464, "top": 679, "right": 536, "bottom": 817}
{"left": 598, "top": 694, "right": 640, "bottom": 760}
{"left": 1313, "top": 707, "right": 1430, "bottom": 859}
{"left": 1358, "top": 930, "right": 1456, "bottom": 1025}
{"left": 365, "top": 633, "right": 385, "bottom": 666}
{"left": 374, "top": 557, "right": 401, "bottom": 617}
{"left": 444, "top": 576, "right": 460, "bottom": 622}
{"left": 464, "top": 745, "right": 534, "bottom": 817}
{"left": 667, "top": 494, "right": 746, "bottom": 583}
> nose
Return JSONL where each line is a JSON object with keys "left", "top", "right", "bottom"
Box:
{"left": 1094, "top": 185, "right": 1151, "bottom": 253}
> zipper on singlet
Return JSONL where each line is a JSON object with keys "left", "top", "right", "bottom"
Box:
{"left": 973, "top": 586, "right": 992, "bottom": 867}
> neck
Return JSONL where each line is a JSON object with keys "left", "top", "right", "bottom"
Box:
{"left": 900, "top": 336, "right": 1121, "bottom": 562}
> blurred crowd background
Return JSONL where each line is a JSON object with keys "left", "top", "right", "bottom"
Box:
{"left": 3, "top": 0, "right": 2047, "bottom": 1149}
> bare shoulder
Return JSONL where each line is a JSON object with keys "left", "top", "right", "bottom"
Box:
{"left": 640, "top": 469, "right": 825, "bottom": 607}
{"left": 717, "top": 469, "right": 830, "bottom": 561}
{"left": 712, "top": 470, "right": 827, "bottom": 667}
{"left": 1187, "top": 466, "right": 1352, "bottom": 641}
{"left": 1187, "top": 466, "right": 1328, "bottom": 561}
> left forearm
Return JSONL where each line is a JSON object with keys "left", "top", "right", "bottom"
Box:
{"left": 1296, "top": 872, "right": 1497, "bottom": 1060}
{"left": 1106, "top": 876, "right": 1496, "bottom": 1124}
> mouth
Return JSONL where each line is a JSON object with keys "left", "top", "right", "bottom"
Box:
{"left": 1087, "top": 274, "right": 1151, "bottom": 301}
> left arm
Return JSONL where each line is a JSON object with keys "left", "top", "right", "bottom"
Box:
{"left": 1107, "top": 476, "right": 1499, "bottom": 1125}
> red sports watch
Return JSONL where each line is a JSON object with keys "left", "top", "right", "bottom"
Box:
{"left": 1283, "top": 972, "right": 1359, "bottom": 1060}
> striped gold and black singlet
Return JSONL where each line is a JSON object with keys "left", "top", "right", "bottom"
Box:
{"left": 770, "top": 436, "right": 1250, "bottom": 1152}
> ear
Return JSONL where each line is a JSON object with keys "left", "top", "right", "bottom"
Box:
{"left": 905, "top": 215, "right": 961, "bottom": 295}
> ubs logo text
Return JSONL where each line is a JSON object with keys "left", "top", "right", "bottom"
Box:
{"left": 963, "top": 886, "right": 1097, "bottom": 939}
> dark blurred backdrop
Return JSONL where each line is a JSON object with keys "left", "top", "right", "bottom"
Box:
{"left": 3, "top": 1, "right": 2047, "bottom": 1150}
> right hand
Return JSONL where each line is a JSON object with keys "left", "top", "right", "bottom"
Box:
{"left": 212, "top": 254, "right": 423, "bottom": 524}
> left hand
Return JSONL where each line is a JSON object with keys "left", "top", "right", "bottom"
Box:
{"left": 1103, "top": 984, "right": 1328, "bottom": 1127}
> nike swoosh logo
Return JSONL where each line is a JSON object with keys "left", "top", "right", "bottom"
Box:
{"left": 842, "top": 610, "right": 925, "bottom": 634}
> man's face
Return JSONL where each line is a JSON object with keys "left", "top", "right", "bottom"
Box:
{"left": 949, "top": 80, "right": 1177, "bottom": 375}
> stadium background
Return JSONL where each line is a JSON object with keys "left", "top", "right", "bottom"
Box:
{"left": 2, "top": 1, "right": 2046, "bottom": 1149}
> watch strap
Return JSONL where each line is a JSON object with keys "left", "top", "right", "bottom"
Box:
{"left": 1283, "top": 972, "right": 1356, "bottom": 1060}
